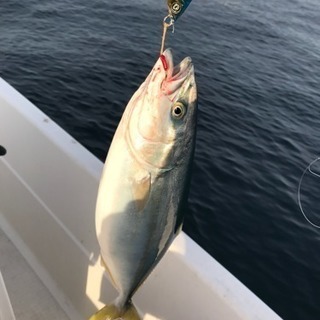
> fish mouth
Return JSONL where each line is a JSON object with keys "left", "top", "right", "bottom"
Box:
{"left": 160, "top": 49, "right": 194, "bottom": 95}
{"left": 161, "top": 48, "right": 193, "bottom": 80}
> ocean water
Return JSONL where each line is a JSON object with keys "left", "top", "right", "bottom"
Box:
{"left": 1, "top": 0, "right": 320, "bottom": 319}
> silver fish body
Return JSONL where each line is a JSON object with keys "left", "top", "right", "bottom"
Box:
{"left": 94, "top": 49, "right": 197, "bottom": 319}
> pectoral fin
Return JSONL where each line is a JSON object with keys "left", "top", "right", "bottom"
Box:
{"left": 131, "top": 171, "right": 151, "bottom": 212}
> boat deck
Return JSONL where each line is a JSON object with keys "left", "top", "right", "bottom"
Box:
{"left": 0, "top": 228, "right": 69, "bottom": 320}
{"left": 0, "top": 77, "right": 282, "bottom": 320}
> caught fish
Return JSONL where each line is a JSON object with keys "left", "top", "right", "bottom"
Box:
{"left": 91, "top": 49, "right": 197, "bottom": 320}
{"left": 167, "top": 0, "right": 193, "bottom": 21}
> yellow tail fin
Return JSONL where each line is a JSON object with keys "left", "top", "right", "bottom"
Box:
{"left": 89, "top": 301, "right": 141, "bottom": 320}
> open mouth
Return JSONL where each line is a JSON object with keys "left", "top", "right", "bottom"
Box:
{"left": 159, "top": 49, "right": 195, "bottom": 97}
{"left": 161, "top": 49, "right": 193, "bottom": 81}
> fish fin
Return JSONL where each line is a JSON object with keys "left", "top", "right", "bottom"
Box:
{"left": 88, "top": 301, "right": 141, "bottom": 320}
{"left": 122, "top": 302, "right": 141, "bottom": 320}
{"left": 131, "top": 171, "right": 151, "bottom": 212}
{"left": 100, "top": 256, "right": 118, "bottom": 290}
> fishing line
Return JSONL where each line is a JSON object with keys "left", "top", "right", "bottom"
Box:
{"left": 297, "top": 157, "right": 320, "bottom": 228}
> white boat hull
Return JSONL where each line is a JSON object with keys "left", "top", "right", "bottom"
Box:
{"left": 0, "top": 77, "right": 282, "bottom": 320}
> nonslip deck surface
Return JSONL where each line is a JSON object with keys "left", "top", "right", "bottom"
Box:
{"left": 0, "top": 228, "right": 69, "bottom": 320}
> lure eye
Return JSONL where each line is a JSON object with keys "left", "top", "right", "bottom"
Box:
{"left": 172, "top": 102, "right": 186, "bottom": 119}
{"left": 171, "top": 2, "right": 182, "bottom": 14}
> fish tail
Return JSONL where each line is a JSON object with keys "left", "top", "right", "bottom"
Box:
{"left": 88, "top": 300, "right": 141, "bottom": 320}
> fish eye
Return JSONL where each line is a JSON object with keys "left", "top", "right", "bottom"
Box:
{"left": 171, "top": 2, "right": 182, "bottom": 14}
{"left": 172, "top": 102, "right": 186, "bottom": 119}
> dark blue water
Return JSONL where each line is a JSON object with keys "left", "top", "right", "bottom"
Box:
{"left": 1, "top": 0, "right": 320, "bottom": 319}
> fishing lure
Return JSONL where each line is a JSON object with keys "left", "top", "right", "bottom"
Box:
{"left": 167, "top": 0, "right": 193, "bottom": 21}
{"left": 160, "top": 0, "right": 193, "bottom": 54}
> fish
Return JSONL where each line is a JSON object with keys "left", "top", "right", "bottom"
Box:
{"left": 167, "top": 0, "right": 193, "bottom": 21}
{"left": 90, "top": 48, "right": 197, "bottom": 320}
